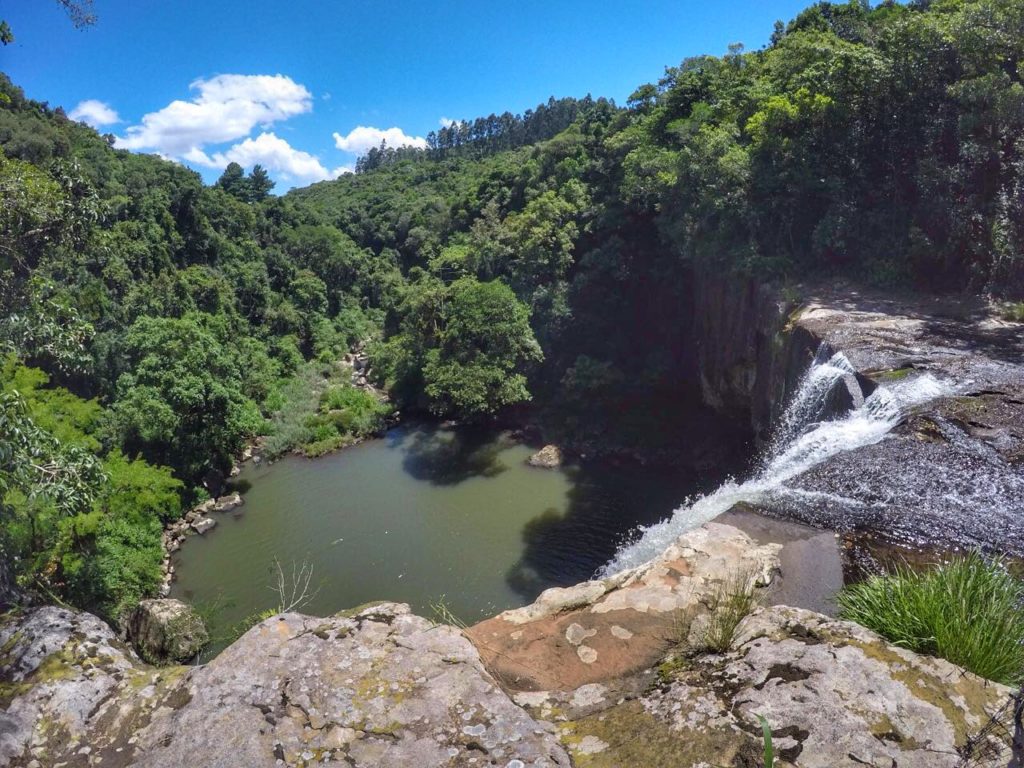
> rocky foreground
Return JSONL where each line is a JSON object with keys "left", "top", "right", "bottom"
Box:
{"left": 0, "top": 522, "right": 1015, "bottom": 768}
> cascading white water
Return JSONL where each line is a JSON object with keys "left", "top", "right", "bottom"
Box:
{"left": 599, "top": 349, "right": 949, "bottom": 575}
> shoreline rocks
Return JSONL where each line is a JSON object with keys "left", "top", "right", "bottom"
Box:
{"left": 159, "top": 491, "right": 246, "bottom": 595}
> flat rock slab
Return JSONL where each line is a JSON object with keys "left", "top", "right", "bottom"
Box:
{"left": 1, "top": 603, "right": 570, "bottom": 768}
{"left": 549, "top": 605, "right": 1014, "bottom": 768}
{"left": 468, "top": 523, "right": 782, "bottom": 692}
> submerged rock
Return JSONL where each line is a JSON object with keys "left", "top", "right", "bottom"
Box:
{"left": 528, "top": 444, "right": 563, "bottom": 468}
{"left": 126, "top": 598, "right": 208, "bottom": 664}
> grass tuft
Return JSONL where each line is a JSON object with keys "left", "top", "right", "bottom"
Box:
{"left": 836, "top": 552, "right": 1024, "bottom": 685}
{"left": 696, "top": 567, "right": 761, "bottom": 654}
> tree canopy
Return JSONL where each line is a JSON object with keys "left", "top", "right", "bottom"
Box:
{"left": 3, "top": 0, "right": 1024, "bottom": 620}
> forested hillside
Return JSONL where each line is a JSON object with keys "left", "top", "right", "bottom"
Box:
{"left": 2, "top": 0, "right": 1024, "bottom": 623}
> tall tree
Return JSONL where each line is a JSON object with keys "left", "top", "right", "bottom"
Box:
{"left": 248, "top": 164, "right": 275, "bottom": 202}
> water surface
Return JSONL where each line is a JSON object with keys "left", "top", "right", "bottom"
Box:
{"left": 172, "top": 423, "right": 713, "bottom": 653}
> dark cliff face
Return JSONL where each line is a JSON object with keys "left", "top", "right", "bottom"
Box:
{"left": 690, "top": 267, "right": 821, "bottom": 443}
{"left": 0, "top": 545, "right": 16, "bottom": 611}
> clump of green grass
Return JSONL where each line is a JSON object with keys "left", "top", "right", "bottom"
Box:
{"left": 836, "top": 553, "right": 1024, "bottom": 685}
{"left": 697, "top": 568, "right": 761, "bottom": 654}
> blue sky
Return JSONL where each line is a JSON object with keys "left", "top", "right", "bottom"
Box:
{"left": 1, "top": 0, "right": 811, "bottom": 189}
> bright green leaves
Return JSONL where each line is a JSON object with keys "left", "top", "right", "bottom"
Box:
{"left": 745, "top": 88, "right": 834, "bottom": 149}
{"left": 422, "top": 277, "right": 542, "bottom": 420}
{"left": 378, "top": 275, "right": 542, "bottom": 421}
{"left": 109, "top": 314, "right": 265, "bottom": 482}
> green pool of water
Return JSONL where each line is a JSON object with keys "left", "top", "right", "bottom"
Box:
{"left": 171, "top": 423, "right": 711, "bottom": 655}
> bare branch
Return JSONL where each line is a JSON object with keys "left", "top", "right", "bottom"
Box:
{"left": 269, "top": 557, "right": 320, "bottom": 614}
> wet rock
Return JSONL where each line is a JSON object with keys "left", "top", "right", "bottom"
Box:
{"left": 696, "top": 274, "right": 1024, "bottom": 557}
{"left": 819, "top": 372, "right": 865, "bottom": 420}
{"left": 528, "top": 444, "right": 563, "bottom": 468}
{"left": 126, "top": 598, "right": 208, "bottom": 664}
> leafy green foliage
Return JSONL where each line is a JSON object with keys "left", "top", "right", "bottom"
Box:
{"left": 319, "top": 383, "right": 391, "bottom": 436}
{"left": 1, "top": 358, "right": 179, "bottom": 621}
{"left": 837, "top": 554, "right": 1024, "bottom": 685}
{"left": 4, "top": 0, "right": 1024, "bottom": 622}
{"left": 378, "top": 276, "right": 542, "bottom": 420}
{"left": 107, "top": 315, "right": 265, "bottom": 482}
{"left": 262, "top": 363, "right": 392, "bottom": 458}
{"left": 216, "top": 162, "right": 275, "bottom": 203}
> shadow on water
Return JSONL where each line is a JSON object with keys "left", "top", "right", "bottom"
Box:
{"left": 392, "top": 423, "right": 511, "bottom": 486}
{"left": 504, "top": 460, "right": 727, "bottom": 602}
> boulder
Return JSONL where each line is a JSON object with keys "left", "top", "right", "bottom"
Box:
{"left": 820, "top": 371, "right": 865, "bottom": 420}
{"left": 528, "top": 444, "right": 563, "bottom": 469}
{"left": 212, "top": 492, "right": 243, "bottom": 512}
{"left": 1, "top": 603, "right": 570, "bottom": 767}
{"left": 191, "top": 516, "right": 216, "bottom": 534}
{"left": 125, "top": 598, "right": 208, "bottom": 665}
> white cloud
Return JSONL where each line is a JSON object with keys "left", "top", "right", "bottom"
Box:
{"left": 69, "top": 99, "right": 120, "bottom": 128}
{"left": 189, "top": 132, "right": 349, "bottom": 185}
{"left": 439, "top": 116, "right": 455, "bottom": 128}
{"left": 116, "top": 74, "right": 313, "bottom": 158}
{"left": 332, "top": 125, "right": 428, "bottom": 155}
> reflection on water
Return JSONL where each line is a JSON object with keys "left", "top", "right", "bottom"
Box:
{"left": 171, "top": 423, "right": 723, "bottom": 657}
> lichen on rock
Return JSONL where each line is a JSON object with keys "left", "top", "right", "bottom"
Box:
{"left": 126, "top": 598, "right": 208, "bottom": 665}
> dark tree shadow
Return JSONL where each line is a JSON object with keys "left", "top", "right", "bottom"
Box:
{"left": 503, "top": 456, "right": 738, "bottom": 603}
{"left": 392, "top": 423, "right": 511, "bottom": 486}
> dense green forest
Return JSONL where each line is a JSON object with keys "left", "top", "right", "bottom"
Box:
{"left": 2, "top": 0, "right": 1024, "bottom": 623}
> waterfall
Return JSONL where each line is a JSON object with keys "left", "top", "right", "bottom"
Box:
{"left": 599, "top": 349, "right": 948, "bottom": 575}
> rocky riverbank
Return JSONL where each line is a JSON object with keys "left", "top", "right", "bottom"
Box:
{"left": 156, "top": 342, "right": 398, "bottom": 597}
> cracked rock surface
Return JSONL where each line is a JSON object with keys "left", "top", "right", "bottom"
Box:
{"left": 533, "top": 606, "right": 1012, "bottom": 768}
{"left": 1, "top": 602, "right": 570, "bottom": 767}
{"left": 468, "top": 522, "right": 782, "bottom": 693}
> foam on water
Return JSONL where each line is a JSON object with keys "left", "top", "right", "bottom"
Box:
{"left": 599, "top": 350, "right": 948, "bottom": 575}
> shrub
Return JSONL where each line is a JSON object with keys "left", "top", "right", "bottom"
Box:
{"left": 837, "top": 553, "right": 1024, "bottom": 685}
{"left": 998, "top": 302, "right": 1024, "bottom": 322}
{"left": 318, "top": 383, "right": 391, "bottom": 437}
